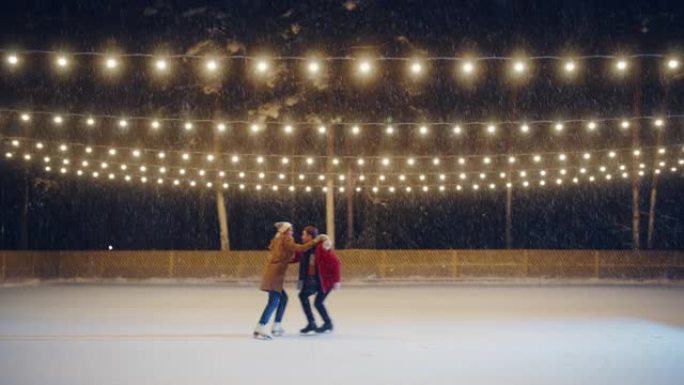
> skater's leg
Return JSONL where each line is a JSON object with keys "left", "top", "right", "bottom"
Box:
{"left": 274, "top": 290, "right": 288, "bottom": 323}
{"left": 313, "top": 289, "right": 331, "bottom": 325}
{"left": 258, "top": 291, "right": 281, "bottom": 325}
{"left": 298, "top": 288, "right": 316, "bottom": 324}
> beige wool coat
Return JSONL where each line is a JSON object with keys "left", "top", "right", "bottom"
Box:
{"left": 259, "top": 235, "right": 316, "bottom": 292}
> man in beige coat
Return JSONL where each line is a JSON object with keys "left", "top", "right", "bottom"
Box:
{"left": 254, "top": 221, "right": 325, "bottom": 339}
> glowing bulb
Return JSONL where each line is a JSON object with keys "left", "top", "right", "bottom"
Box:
{"left": 155, "top": 58, "right": 168, "bottom": 72}
{"left": 358, "top": 60, "right": 372, "bottom": 74}
{"left": 483, "top": 157, "right": 491, "bottom": 164}
{"left": 205, "top": 59, "right": 218, "bottom": 72}
{"left": 53, "top": 115, "right": 63, "bottom": 125}
{"left": 433, "top": 158, "right": 441, "bottom": 165}
{"left": 486, "top": 124, "right": 496, "bottom": 134}
{"left": 382, "top": 158, "right": 390, "bottom": 166}
{"left": 56, "top": 56, "right": 69, "bottom": 68}
{"left": 616, "top": 59, "right": 628, "bottom": 71}
{"left": 351, "top": 125, "right": 361, "bottom": 135}
{"left": 609, "top": 151, "right": 616, "bottom": 158}
{"left": 86, "top": 117, "right": 95, "bottom": 126}
{"left": 583, "top": 153, "right": 591, "bottom": 160}
{"left": 564, "top": 60, "right": 576, "bottom": 73}
{"left": 108, "top": 149, "right": 117, "bottom": 156}
{"left": 59, "top": 144, "right": 67, "bottom": 152}
{"left": 419, "top": 125, "right": 428, "bottom": 135}
{"left": 182, "top": 153, "right": 190, "bottom": 161}
{"left": 409, "top": 61, "right": 423, "bottom": 75}
{"left": 554, "top": 122, "right": 564, "bottom": 132}
{"left": 250, "top": 123, "right": 260, "bottom": 133}
{"left": 217, "top": 123, "right": 226, "bottom": 132}
{"left": 105, "top": 57, "right": 118, "bottom": 70}
{"left": 587, "top": 121, "right": 597, "bottom": 130}
{"left": 621, "top": 120, "right": 630, "bottom": 129}
{"left": 654, "top": 119, "right": 664, "bottom": 127}
{"left": 151, "top": 120, "right": 160, "bottom": 129}
{"left": 283, "top": 125, "right": 293, "bottom": 134}
{"left": 386, "top": 125, "right": 394, "bottom": 135}
{"left": 132, "top": 150, "right": 141, "bottom": 158}
{"left": 118, "top": 119, "right": 128, "bottom": 128}
{"left": 256, "top": 156, "right": 264, "bottom": 164}
{"left": 407, "top": 158, "right": 415, "bottom": 166}
{"left": 20, "top": 113, "right": 30, "bottom": 122}
{"left": 231, "top": 155, "right": 239, "bottom": 163}
{"left": 667, "top": 58, "right": 680, "bottom": 70}
{"left": 461, "top": 61, "right": 474, "bottom": 74}
{"left": 332, "top": 158, "right": 340, "bottom": 166}
{"left": 318, "top": 125, "right": 326, "bottom": 134}
{"left": 520, "top": 124, "right": 529, "bottom": 133}
{"left": 558, "top": 154, "right": 567, "bottom": 161}
{"left": 158, "top": 152, "right": 166, "bottom": 159}
{"left": 513, "top": 60, "right": 526, "bottom": 73}
{"left": 282, "top": 157, "right": 290, "bottom": 165}
{"left": 508, "top": 156, "right": 516, "bottom": 164}
{"left": 6, "top": 54, "right": 19, "bottom": 65}
{"left": 255, "top": 59, "right": 269, "bottom": 74}
{"left": 307, "top": 60, "right": 320, "bottom": 74}
{"left": 453, "top": 125, "right": 462, "bottom": 135}
{"left": 36, "top": 142, "right": 43, "bottom": 149}
{"left": 184, "top": 122, "right": 193, "bottom": 131}
{"left": 533, "top": 155, "right": 541, "bottom": 163}
{"left": 306, "top": 157, "right": 314, "bottom": 165}
{"left": 207, "top": 154, "right": 215, "bottom": 162}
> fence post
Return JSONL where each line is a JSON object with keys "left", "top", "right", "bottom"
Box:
{"left": 451, "top": 250, "right": 460, "bottom": 279}
{"left": 379, "top": 250, "right": 387, "bottom": 279}
{"left": 593, "top": 250, "right": 600, "bottom": 279}
{"left": 168, "top": 251, "right": 175, "bottom": 278}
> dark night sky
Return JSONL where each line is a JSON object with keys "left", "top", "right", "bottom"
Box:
{"left": 0, "top": 0, "right": 683, "bottom": 250}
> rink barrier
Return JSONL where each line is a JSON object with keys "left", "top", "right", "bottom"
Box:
{"left": 1, "top": 249, "right": 684, "bottom": 283}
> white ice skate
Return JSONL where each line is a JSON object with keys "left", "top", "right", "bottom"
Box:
{"left": 253, "top": 323, "right": 272, "bottom": 340}
{"left": 271, "top": 323, "right": 285, "bottom": 337}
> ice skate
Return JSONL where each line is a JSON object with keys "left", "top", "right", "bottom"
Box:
{"left": 315, "top": 322, "right": 333, "bottom": 333}
{"left": 253, "top": 323, "right": 272, "bottom": 340}
{"left": 271, "top": 322, "right": 285, "bottom": 337}
{"left": 300, "top": 322, "right": 318, "bottom": 334}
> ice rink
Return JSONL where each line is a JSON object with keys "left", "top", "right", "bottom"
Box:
{"left": 1, "top": 282, "right": 683, "bottom": 384}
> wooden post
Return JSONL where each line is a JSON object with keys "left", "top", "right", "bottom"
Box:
{"left": 326, "top": 124, "right": 335, "bottom": 247}
{"left": 168, "top": 251, "right": 175, "bottom": 278}
{"left": 631, "top": 63, "right": 642, "bottom": 250}
{"left": 451, "top": 250, "right": 460, "bottom": 279}
{"left": 593, "top": 251, "right": 600, "bottom": 279}
{"left": 213, "top": 103, "right": 230, "bottom": 251}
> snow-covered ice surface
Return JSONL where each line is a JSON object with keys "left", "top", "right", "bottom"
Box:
{"left": 1, "top": 283, "right": 683, "bottom": 385}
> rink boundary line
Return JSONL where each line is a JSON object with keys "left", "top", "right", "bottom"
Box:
{"left": 0, "top": 333, "right": 248, "bottom": 341}
{"left": 3, "top": 277, "right": 684, "bottom": 288}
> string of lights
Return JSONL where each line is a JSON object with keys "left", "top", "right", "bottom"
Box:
{"left": 1, "top": 109, "right": 677, "bottom": 137}
{"left": 4, "top": 136, "right": 682, "bottom": 189}
{"left": 3, "top": 135, "right": 682, "bottom": 169}
{"left": 2, "top": 148, "right": 680, "bottom": 194}
{"left": 1, "top": 49, "right": 681, "bottom": 80}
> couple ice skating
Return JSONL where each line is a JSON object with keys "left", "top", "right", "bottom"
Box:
{"left": 254, "top": 221, "right": 342, "bottom": 340}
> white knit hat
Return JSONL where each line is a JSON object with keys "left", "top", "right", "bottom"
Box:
{"left": 274, "top": 221, "right": 293, "bottom": 233}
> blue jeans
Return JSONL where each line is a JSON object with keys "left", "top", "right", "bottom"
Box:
{"left": 258, "top": 290, "right": 288, "bottom": 325}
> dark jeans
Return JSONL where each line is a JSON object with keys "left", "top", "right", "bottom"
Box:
{"left": 298, "top": 278, "right": 331, "bottom": 325}
{"left": 258, "top": 290, "right": 288, "bottom": 325}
